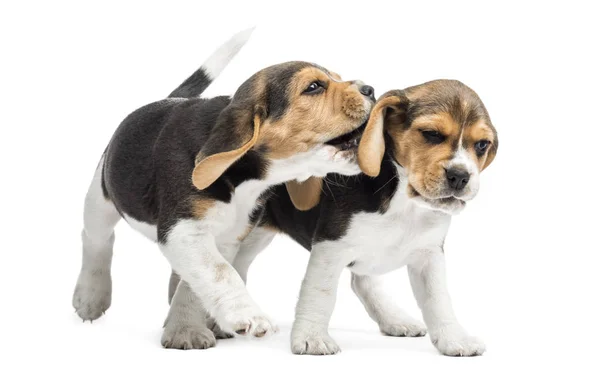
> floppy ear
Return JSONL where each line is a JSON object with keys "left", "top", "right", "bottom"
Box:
{"left": 192, "top": 105, "right": 264, "bottom": 190}
{"left": 285, "top": 177, "right": 323, "bottom": 211}
{"left": 358, "top": 90, "right": 409, "bottom": 177}
{"left": 482, "top": 136, "right": 498, "bottom": 170}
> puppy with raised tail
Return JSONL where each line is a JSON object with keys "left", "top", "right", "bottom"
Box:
{"left": 229, "top": 81, "right": 498, "bottom": 356}
{"left": 72, "top": 28, "right": 376, "bottom": 349}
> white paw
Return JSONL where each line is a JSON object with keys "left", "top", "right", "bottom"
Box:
{"left": 380, "top": 319, "right": 427, "bottom": 337}
{"left": 432, "top": 328, "right": 486, "bottom": 356}
{"left": 161, "top": 323, "right": 217, "bottom": 350}
{"left": 291, "top": 324, "right": 340, "bottom": 355}
{"left": 207, "top": 317, "right": 234, "bottom": 339}
{"left": 218, "top": 308, "right": 278, "bottom": 338}
{"left": 72, "top": 270, "right": 111, "bottom": 321}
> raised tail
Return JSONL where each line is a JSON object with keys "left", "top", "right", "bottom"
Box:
{"left": 168, "top": 27, "right": 255, "bottom": 98}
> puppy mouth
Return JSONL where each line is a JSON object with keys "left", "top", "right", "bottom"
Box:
{"left": 436, "top": 196, "right": 466, "bottom": 206}
{"left": 325, "top": 118, "right": 368, "bottom": 151}
{"left": 410, "top": 187, "right": 466, "bottom": 212}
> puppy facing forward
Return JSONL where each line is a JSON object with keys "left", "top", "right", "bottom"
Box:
{"left": 72, "top": 29, "right": 376, "bottom": 349}
{"left": 229, "top": 80, "right": 498, "bottom": 356}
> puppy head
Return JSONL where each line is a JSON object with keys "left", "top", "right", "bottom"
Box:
{"left": 193, "top": 61, "right": 375, "bottom": 209}
{"left": 358, "top": 80, "right": 498, "bottom": 215}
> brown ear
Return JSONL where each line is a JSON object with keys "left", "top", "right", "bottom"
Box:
{"left": 358, "top": 90, "right": 408, "bottom": 177}
{"left": 285, "top": 177, "right": 323, "bottom": 211}
{"left": 192, "top": 110, "right": 262, "bottom": 190}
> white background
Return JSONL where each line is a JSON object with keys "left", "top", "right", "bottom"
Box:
{"left": 1, "top": 1, "right": 599, "bottom": 369}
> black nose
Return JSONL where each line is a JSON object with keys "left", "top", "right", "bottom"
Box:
{"left": 446, "top": 168, "right": 470, "bottom": 191}
{"left": 360, "top": 85, "right": 375, "bottom": 98}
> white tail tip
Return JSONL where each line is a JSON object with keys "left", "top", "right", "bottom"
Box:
{"left": 202, "top": 27, "right": 256, "bottom": 80}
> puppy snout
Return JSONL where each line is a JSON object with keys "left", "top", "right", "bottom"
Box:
{"left": 352, "top": 80, "right": 375, "bottom": 102}
{"left": 359, "top": 85, "right": 375, "bottom": 99}
{"left": 445, "top": 167, "right": 470, "bottom": 191}
{"left": 343, "top": 81, "right": 374, "bottom": 119}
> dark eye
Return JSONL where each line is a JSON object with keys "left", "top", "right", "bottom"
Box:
{"left": 303, "top": 81, "right": 325, "bottom": 95}
{"left": 421, "top": 130, "right": 446, "bottom": 144}
{"left": 474, "top": 140, "right": 491, "bottom": 155}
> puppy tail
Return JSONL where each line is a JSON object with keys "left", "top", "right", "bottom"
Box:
{"left": 168, "top": 27, "right": 255, "bottom": 98}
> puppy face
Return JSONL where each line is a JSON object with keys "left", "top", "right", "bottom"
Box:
{"left": 258, "top": 63, "right": 373, "bottom": 164}
{"left": 358, "top": 81, "right": 498, "bottom": 215}
{"left": 192, "top": 62, "right": 374, "bottom": 209}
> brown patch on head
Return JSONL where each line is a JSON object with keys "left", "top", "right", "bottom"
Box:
{"left": 257, "top": 65, "right": 370, "bottom": 159}
{"left": 380, "top": 80, "right": 497, "bottom": 201}
{"left": 390, "top": 112, "right": 458, "bottom": 197}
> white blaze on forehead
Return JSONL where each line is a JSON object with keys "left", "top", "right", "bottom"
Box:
{"left": 450, "top": 147, "right": 479, "bottom": 175}
{"left": 447, "top": 130, "right": 481, "bottom": 201}
{"left": 449, "top": 128, "right": 479, "bottom": 175}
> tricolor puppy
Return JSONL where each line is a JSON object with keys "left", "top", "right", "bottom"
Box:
{"left": 72, "top": 29, "right": 375, "bottom": 349}
{"left": 229, "top": 80, "right": 498, "bottom": 356}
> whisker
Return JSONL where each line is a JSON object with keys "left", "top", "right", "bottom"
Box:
{"left": 374, "top": 174, "right": 398, "bottom": 194}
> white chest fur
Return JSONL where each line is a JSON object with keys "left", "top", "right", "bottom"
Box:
{"left": 345, "top": 188, "right": 452, "bottom": 276}
{"left": 208, "top": 181, "right": 266, "bottom": 246}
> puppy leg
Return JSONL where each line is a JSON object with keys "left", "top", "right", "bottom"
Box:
{"left": 161, "top": 280, "right": 217, "bottom": 349}
{"left": 167, "top": 273, "right": 234, "bottom": 342}
{"left": 291, "top": 242, "right": 350, "bottom": 355}
{"left": 408, "top": 249, "right": 485, "bottom": 356}
{"left": 73, "top": 160, "right": 121, "bottom": 321}
{"left": 165, "top": 237, "right": 247, "bottom": 342}
{"left": 160, "top": 221, "right": 276, "bottom": 338}
{"left": 351, "top": 273, "right": 426, "bottom": 337}
{"left": 167, "top": 270, "right": 180, "bottom": 305}
{"left": 232, "top": 227, "right": 276, "bottom": 284}
{"left": 167, "top": 269, "right": 233, "bottom": 340}
{"left": 191, "top": 228, "right": 278, "bottom": 340}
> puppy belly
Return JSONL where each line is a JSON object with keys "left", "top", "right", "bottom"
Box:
{"left": 349, "top": 255, "right": 410, "bottom": 276}
{"left": 124, "top": 215, "right": 158, "bottom": 242}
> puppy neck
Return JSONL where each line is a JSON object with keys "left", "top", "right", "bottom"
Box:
{"left": 230, "top": 148, "right": 352, "bottom": 207}
{"left": 264, "top": 146, "right": 361, "bottom": 184}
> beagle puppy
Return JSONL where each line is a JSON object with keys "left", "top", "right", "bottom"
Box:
{"left": 72, "top": 29, "right": 375, "bottom": 349}
{"left": 225, "top": 81, "right": 498, "bottom": 356}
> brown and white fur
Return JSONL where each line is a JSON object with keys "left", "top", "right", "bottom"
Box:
{"left": 206, "top": 81, "right": 498, "bottom": 356}
{"left": 72, "top": 29, "right": 376, "bottom": 349}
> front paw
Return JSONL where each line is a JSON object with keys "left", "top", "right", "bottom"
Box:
{"left": 218, "top": 308, "right": 278, "bottom": 338}
{"left": 72, "top": 270, "right": 111, "bottom": 321}
{"left": 207, "top": 317, "right": 234, "bottom": 339}
{"left": 161, "top": 323, "right": 217, "bottom": 350}
{"left": 380, "top": 319, "right": 427, "bottom": 337}
{"left": 291, "top": 323, "right": 340, "bottom": 355}
{"left": 431, "top": 327, "right": 485, "bottom": 356}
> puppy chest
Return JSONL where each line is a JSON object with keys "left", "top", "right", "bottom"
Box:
{"left": 211, "top": 187, "right": 263, "bottom": 244}
{"left": 211, "top": 202, "right": 254, "bottom": 243}
{"left": 345, "top": 211, "right": 449, "bottom": 275}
